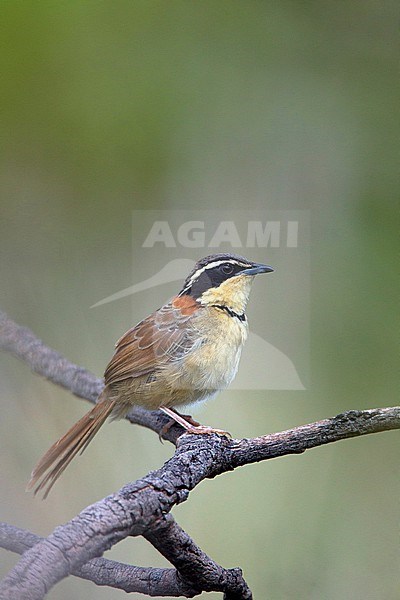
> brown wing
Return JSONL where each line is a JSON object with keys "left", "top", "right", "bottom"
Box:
{"left": 104, "top": 295, "right": 201, "bottom": 386}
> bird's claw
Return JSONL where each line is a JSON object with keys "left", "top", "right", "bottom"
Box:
{"left": 184, "top": 425, "right": 232, "bottom": 438}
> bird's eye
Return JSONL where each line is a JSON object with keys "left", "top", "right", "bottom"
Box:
{"left": 221, "top": 263, "right": 234, "bottom": 275}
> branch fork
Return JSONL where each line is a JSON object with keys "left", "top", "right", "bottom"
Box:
{"left": 0, "top": 309, "right": 398, "bottom": 599}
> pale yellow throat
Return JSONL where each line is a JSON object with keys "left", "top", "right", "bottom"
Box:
{"left": 199, "top": 274, "right": 255, "bottom": 315}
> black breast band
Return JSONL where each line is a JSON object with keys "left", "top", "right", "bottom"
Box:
{"left": 212, "top": 305, "right": 246, "bottom": 322}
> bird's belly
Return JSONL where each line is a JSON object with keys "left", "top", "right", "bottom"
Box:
{"left": 108, "top": 313, "right": 248, "bottom": 413}
{"left": 165, "top": 315, "right": 248, "bottom": 408}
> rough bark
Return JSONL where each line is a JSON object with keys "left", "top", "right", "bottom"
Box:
{"left": 0, "top": 309, "right": 398, "bottom": 599}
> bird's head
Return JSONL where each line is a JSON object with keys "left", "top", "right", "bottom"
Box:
{"left": 179, "top": 253, "right": 274, "bottom": 315}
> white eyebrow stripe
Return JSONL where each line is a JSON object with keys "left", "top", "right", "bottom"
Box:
{"left": 183, "top": 259, "right": 251, "bottom": 291}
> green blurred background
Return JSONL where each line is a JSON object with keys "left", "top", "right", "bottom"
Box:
{"left": 0, "top": 2, "right": 398, "bottom": 599}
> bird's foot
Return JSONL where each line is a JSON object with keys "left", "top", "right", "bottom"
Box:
{"left": 158, "top": 408, "right": 201, "bottom": 441}
{"left": 159, "top": 418, "right": 179, "bottom": 441}
{"left": 184, "top": 424, "right": 232, "bottom": 438}
{"left": 159, "top": 406, "right": 231, "bottom": 439}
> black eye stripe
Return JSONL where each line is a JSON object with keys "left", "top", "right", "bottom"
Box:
{"left": 184, "top": 261, "right": 249, "bottom": 298}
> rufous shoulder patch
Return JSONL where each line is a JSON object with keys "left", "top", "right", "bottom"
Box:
{"left": 172, "top": 294, "right": 199, "bottom": 316}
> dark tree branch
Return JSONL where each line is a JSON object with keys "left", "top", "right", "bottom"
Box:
{"left": 0, "top": 522, "right": 201, "bottom": 597}
{"left": 0, "top": 309, "right": 177, "bottom": 442}
{"left": 0, "top": 308, "right": 398, "bottom": 600}
{"left": 144, "top": 514, "right": 252, "bottom": 599}
{"left": 0, "top": 310, "right": 103, "bottom": 402}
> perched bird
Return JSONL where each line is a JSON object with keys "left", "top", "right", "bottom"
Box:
{"left": 28, "top": 253, "right": 273, "bottom": 497}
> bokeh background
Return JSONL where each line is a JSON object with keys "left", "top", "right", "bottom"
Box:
{"left": 0, "top": 2, "right": 398, "bottom": 599}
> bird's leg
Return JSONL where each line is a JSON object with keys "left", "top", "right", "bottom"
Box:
{"left": 158, "top": 406, "right": 197, "bottom": 439}
{"left": 160, "top": 406, "right": 231, "bottom": 438}
{"left": 171, "top": 408, "right": 201, "bottom": 427}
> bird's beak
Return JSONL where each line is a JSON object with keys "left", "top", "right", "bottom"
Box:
{"left": 242, "top": 263, "right": 274, "bottom": 276}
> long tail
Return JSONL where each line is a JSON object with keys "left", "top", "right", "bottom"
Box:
{"left": 27, "top": 397, "right": 116, "bottom": 499}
